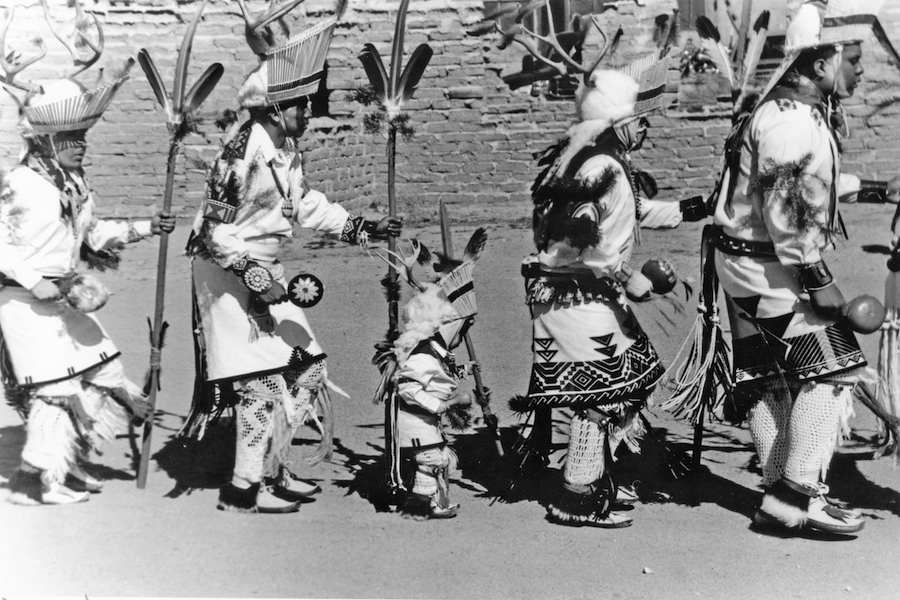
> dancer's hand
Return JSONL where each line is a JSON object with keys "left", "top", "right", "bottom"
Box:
{"left": 624, "top": 271, "right": 653, "bottom": 302}
{"left": 808, "top": 283, "right": 846, "bottom": 320}
{"left": 31, "top": 279, "right": 62, "bottom": 301}
{"left": 151, "top": 211, "right": 176, "bottom": 235}
{"left": 374, "top": 216, "right": 403, "bottom": 238}
{"left": 258, "top": 281, "right": 288, "bottom": 305}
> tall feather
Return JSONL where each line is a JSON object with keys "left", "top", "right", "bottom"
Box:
{"left": 695, "top": 16, "right": 734, "bottom": 88}
{"left": 607, "top": 26, "right": 623, "bottom": 58}
{"left": 137, "top": 49, "right": 171, "bottom": 119}
{"left": 739, "top": 10, "right": 769, "bottom": 95}
{"left": 663, "top": 8, "right": 679, "bottom": 56}
{"left": 172, "top": 0, "right": 209, "bottom": 112}
{"left": 333, "top": 0, "right": 349, "bottom": 21}
{"left": 358, "top": 44, "right": 389, "bottom": 103}
{"left": 182, "top": 62, "right": 223, "bottom": 114}
{"left": 397, "top": 43, "right": 432, "bottom": 101}
{"left": 733, "top": 0, "right": 753, "bottom": 83}
{"left": 389, "top": 0, "right": 412, "bottom": 99}
{"left": 462, "top": 228, "right": 488, "bottom": 263}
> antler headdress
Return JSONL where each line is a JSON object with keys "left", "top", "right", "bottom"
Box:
{"left": 237, "top": 0, "right": 347, "bottom": 107}
{"left": 0, "top": 6, "right": 47, "bottom": 99}
{"left": 3, "top": 0, "right": 132, "bottom": 134}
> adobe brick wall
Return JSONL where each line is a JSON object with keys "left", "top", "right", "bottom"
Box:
{"left": 1, "top": 0, "right": 899, "bottom": 221}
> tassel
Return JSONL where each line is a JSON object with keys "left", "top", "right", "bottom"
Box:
{"left": 305, "top": 380, "right": 337, "bottom": 465}
{"left": 264, "top": 398, "right": 291, "bottom": 477}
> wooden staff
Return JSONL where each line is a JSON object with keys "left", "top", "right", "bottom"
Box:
{"left": 135, "top": 0, "right": 223, "bottom": 488}
{"left": 439, "top": 201, "right": 503, "bottom": 458}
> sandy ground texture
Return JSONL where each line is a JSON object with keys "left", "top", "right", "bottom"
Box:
{"left": 2, "top": 203, "right": 900, "bottom": 599}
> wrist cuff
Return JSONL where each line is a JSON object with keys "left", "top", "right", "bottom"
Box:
{"left": 798, "top": 260, "right": 834, "bottom": 291}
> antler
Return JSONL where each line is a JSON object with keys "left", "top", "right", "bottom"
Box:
{"left": 236, "top": 0, "right": 307, "bottom": 56}
{"left": 40, "top": 0, "right": 103, "bottom": 76}
{"left": 473, "top": 0, "right": 612, "bottom": 84}
{"left": 374, "top": 239, "right": 428, "bottom": 292}
{"left": 0, "top": 6, "right": 46, "bottom": 94}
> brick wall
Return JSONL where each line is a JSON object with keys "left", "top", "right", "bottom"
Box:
{"left": 2, "top": 0, "right": 899, "bottom": 221}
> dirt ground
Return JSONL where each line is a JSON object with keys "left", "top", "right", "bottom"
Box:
{"left": 2, "top": 202, "right": 900, "bottom": 599}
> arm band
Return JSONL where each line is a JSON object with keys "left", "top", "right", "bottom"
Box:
{"left": 798, "top": 260, "right": 834, "bottom": 291}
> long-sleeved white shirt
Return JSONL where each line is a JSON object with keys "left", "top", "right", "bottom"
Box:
{"left": 0, "top": 165, "right": 150, "bottom": 290}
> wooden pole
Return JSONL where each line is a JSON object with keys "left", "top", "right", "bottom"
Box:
{"left": 386, "top": 126, "right": 399, "bottom": 339}
{"left": 136, "top": 141, "right": 178, "bottom": 489}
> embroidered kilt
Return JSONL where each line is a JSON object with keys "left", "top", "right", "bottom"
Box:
{"left": 716, "top": 252, "right": 865, "bottom": 385}
{"left": 192, "top": 256, "right": 325, "bottom": 383}
{"left": 0, "top": 286, "right": 119, "bottom": 386}
{"left": 525, "top": 292, "right": 663, "bottom": 410}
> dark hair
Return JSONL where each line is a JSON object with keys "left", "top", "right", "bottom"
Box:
{"left": 791, "top": 44, "right": 839, "bottom": 79}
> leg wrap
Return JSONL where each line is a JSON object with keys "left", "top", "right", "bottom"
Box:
{"left": 232, "top": 377, "right": 280, "bottom": 486}
{"left": 748, "top": 386, "right": 792, "bottom": 487}
{"left": 409, "top": 446, "right": 450, "bottom": 498}
{"left": 564, "top": 412, "right": 607, "bottom": 486}
{"left": 21, "top": 396, "right": 78, "bottom": 485}
{"left": 784, "top": 381, "right": 855, "bottom": 484}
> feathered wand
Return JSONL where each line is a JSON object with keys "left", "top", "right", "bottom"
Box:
{"left": 135, "top": 0, "right": 224, "bottom": 489}
{"left": 356, "top": 0, "right": 433, "bottom": 342}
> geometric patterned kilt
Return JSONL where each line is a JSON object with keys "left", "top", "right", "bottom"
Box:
{"left": 524, "top": 295, "right": 664, "bottom": 411}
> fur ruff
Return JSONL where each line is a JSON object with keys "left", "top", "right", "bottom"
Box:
{"left": 532, "top": 169, "right": 617, "bottom": 252}
{"left": 6, "top": 469, "right": 43, "bottom": 506}
{"left": 399, "top": 492, "right": 434, "bottom": 520}
{"left": 217, "top": 482, "right": 259, "bottom": 513}
{"left": 759, "top": 493, "right": 807, "bottom": 529}
{"left": 750, "top": 154, "right": 829, "bottom": 235}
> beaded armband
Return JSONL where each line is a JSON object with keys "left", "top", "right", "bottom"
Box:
{"left": 339, "top": 214, "right": 378, "bottom": 245}
{"left": 232, "top": 259, "right": 273, "bottom": 294}
{"left": 203, "top": 198, "right": 238, "bottom": 224}
{"left": 798, "top": 260, "right": 834, "bottom": 291}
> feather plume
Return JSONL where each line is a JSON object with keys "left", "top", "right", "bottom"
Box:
{"left": 462, "top": 228, "right": 488, "bottom": 263}
{"left": 415, "top": 242, "right": 432, "bottom": 266}
{"left": 663, "top": 8, "right": 680, "bottom": 56}
{"left": 433, "top": 253, "right": 463, "bottom": 274}
{"left": 607, "top": 26, "right": 623, "bottom": 59}
{"left": 398, "top": 44, "right": 433, "bottom": 102}
{"left": 652, "top": 14, "right": 669, "bottom": 47}
{"left": 358, "top": 44, "right": 389, "bottom": 104}
{"left": 137, "top": 49, "right": 171, "bottom": 118}
{"left": 443, "top": 402, "right": 473, "bottom": 431}
{"left": 389, "top": 0, "right": 412, "bottom": 99}
{"left": 172, "top": 0, "right": 210, "bottom": 113}
{"left": 333, "top": 0, "right": 349, "bottom": 20}
{"left": 182, "top": 62, "right": 223, "bottom": 115}
{"left": 695, "top": 16, "right": 734, "bottom": 87}
{"left": 738, "top": 10, "right": 769, "bottom": 96}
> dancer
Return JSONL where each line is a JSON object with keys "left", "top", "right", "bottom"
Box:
{"left": 186, "top": 10, "right": 401, "bottom": 514}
